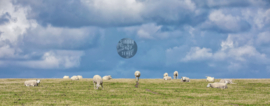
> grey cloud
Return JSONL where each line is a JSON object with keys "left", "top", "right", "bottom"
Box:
{"left": 0, "top": 12, "right": 11, "bottom": 25}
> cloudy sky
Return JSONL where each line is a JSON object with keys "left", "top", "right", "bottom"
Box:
{"left": 0, "top": 0, "right": 270, "bottom": 78}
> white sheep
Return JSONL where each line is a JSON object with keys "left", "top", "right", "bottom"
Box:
{"left": 24, "top": 79, "right": 40, "bottom": 87}
{"left": 163, "top": 76, "right": 172, "bottom": 80}
{"left": 63, "top": 76, "right": 69, "bottom": 79}
{"left": 219, "top": 79, "right": 236, "bottom": 84}
{"left": 207, "top": 83, "right": 228, "bottom": 89}
{"left": 173, "top": 71, "right": 178, "bottom": 79}
{"left": 103, "top": 75, "right": 112, "bottom": 80}
{"left": 77, "top": 75, "right": 83, "bottom": 80}
{"left": 181, "top": 76, "right": 190, "bottom": 82}
{"left": 163, "top": 73, "right": 168, "bottom": 77}
{"left": 135, "top": 71, "right": 141, "bottom": 81}
{"left": 206, "top": 76, "right": 215, "bottom": 82}
{"left": 93, "top": 75, "right": 103, "bottom": 90}
{"left": 71, "top": 76, "right": 79, "bottom": 80}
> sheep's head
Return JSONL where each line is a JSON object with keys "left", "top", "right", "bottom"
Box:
{"left": 182, "top": 77, "right": 186, "bottom": 80}
{"left": 36, "top": 79, "right": 40, "bottom": 84}
{"left": 207, "top": 83, "right": 211, "bottom": 87}
{"left": 96, "top": 84, "right": 100, "bottom": 89}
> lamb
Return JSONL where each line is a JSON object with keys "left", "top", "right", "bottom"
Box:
{"left": 207, "top": 83, "right": 228, "bottom": 89}
{"left": 93, "top": 75, "right": 103, "bottom": 90}
{"left": 181, "top": 76, "right": 190, "bottom": 82}
{"left": 63, "top": 76, "right": 69, "bottom": 79}
{"left": 71, "top": 76, "right": 79, "bottom": 80}
{"left": 135, "top": 71, "right": 141, "bottom": 81}
{"left": 173, "top": 71, "right": 178, "bottom": 79}
{"left": 163, "top": 76, "right": 172, "bottom": 80}
{"left": 163, "top": 73, "right": 168, "bottom": 77}
{"left": 77, "top": 75, "right": 83, "bottom": 80}
{"left": 219, "top": 79, "right": 236, "bottom": 84}
{"left": 24, "top": 79, "right": 40, "bottom": 87}
{"left": 103, "top": 75, "right": 112, "bottom": 80}
{"left": 206, "top": 76, "right": 215, "bottom": 82}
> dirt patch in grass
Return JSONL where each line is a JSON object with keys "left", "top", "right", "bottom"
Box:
{"left": 145, "top": 89, "right": 160, "bottom": 95}
{"left": 135, "top": 81, "right": 139, "bottom": 88}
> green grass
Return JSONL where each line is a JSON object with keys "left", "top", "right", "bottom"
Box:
{"left": 0, "top": 79, "right": 270, "bottom": 106}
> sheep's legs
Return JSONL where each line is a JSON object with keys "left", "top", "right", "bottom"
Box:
{"left": 101, "top": 84, "right": 104, "bottom": 90}
{"left": 94, "top": 83, "right": 95, "bottom": 89}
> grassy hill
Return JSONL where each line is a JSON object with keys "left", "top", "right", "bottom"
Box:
{"left": 0, "top": 79, "right": 269, "bottom": 106}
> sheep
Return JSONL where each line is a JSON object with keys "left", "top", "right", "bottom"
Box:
{"left": 173, "top": 71, "right": 178, "bottom": 79}
{"left": 219, "top": 79, "right": 236, "bottom": 84}
{"left": 163, "top": 76, "right": 172, "bottom": 80}
{"left": 93, "top": 75, "right": 103, "bottom": 90}
{"left": 181, "top": 76, "right": 190, "bottom": 82}
{"left": 24, "top": 79, "right": 40, "bottom": 87}
{"left": 163, "top": 73, "right": 168, "bottom": 77}
{"left": 63, "top": 76, "right": 69, "bottom": 79}
{"left": 71, "top": 76, "right": 79, "bottom": 80}
{"left": 206, "top": 76, "right": 215, "bottom": 82}
{"left": 103, "top": 75, "right": 112, "bottom": 80}
{"left": 135, "top": 71, "right": 141, "bottom": 81}
{"left": 207, "top": 83, "right": 228, "bottom": 89}
{"left": 77, "top": 75, "right": 83, "bottom": 80}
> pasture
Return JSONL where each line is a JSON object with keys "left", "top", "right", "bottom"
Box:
{"left": 0, "top": 79, "right": 269, "bottom": 106}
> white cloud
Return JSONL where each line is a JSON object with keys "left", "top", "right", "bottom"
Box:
{"left": 181, "top": 47, "right": 213, "bottom": 61}
{"left": 0, "top": 0, "right": 37, "bottom": 59}
{"left": 253, "top": 9, "right": 270, "bottom": 29}
{"left": 80, "top": 0, "right": 144, "bottom": 24}
{"left": 79, "top": 0, "right": 197, "bottom": 26}
{"left": 16, "top": 50, "right": 84, "bottom": 69}
{"left": 0, "top": 1, "right": 37, "bottom": 45}
{"left": 256, "top": 31, "right": 270, "bottom": 45}
{"left": 0, "top": 0, "right": 93, "bottom": 69}
{"left": 0, "top": 45, "right": 22, "bottom": 58}
{"left": 137, "top": 23, "right": 161, "bottom": 39}
{"left": 182, "top": 35, "right": 267, "bottom": 62}
{"left": 24, "top": 24, "right": 102, "bottom": 49}
{"left": 173, "top": 33, "right": 269, "bottom": 70}
{"left": 208, "top": 10, "right": 245, "bottom": 32}
{"left": 121, "top": 23, "right": 182, "bottom": 40}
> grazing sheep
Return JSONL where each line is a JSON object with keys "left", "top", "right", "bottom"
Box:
{"left": 173, "top": 71, "right": 178, "bottom": 79}
{"left": 181, "top": 76, "right": 190, "bottom": 82}
{"left": 24, "top": 79, "right": 40, "bottom": 87}
{"left": 71, "top": 76, "right": 79, "bottom": 80}
{"left": 163, "top": 76, "right": 172, "bottom": 80}
{"left": 206, "top": 76, "right": 215, "bottom": 82}
{"left": 103, "top": 75, "right": 112, "bottom": 80}
{"left": 135, "top": 71, "right": 141, "bottom": 81}
{"left": 219, "top": 79, "right": 236, "bottom": 84}
{"left": 77, "top": 75, "right": 83, "bottom": 80}
{"left": 164, "top": 73, "right": 168, "bottom": 77}
{"left": 63, "top": 76, "right": 69, "bottom": 79}
{"left": 93, "top": 75, "right": 103, "bottom": 90}
{"left": 207, "top": 83, "right": 228, "bottom": 89}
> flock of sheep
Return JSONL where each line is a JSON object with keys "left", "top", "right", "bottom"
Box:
{"left": 24, "top": 71, "right": 236, "bottom": 89}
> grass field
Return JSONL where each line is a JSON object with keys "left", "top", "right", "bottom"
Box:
{"left": 0, "top": 78, "right": 270, "bottom": 106}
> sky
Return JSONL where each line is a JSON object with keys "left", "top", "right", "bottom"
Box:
{"left": 0, "top": 0, "right": 270, "bottom": 78}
